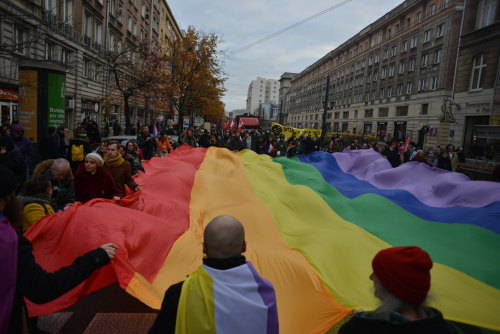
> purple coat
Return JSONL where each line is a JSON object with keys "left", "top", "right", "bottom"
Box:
{"left": 0, "top": 214, "right": 18, "bottom": 333}
{"left": 11, "top": 124, "right": 33, "bottom": 164}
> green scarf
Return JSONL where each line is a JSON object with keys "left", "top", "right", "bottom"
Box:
{"left": 104, "top": 154, "right": 125, "bottom": 168}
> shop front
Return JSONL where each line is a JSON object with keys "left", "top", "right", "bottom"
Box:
{"left": 363, "top": 121, "right": 372, "bottom": 135}
{"left": 377, "top": 122, "right": 387, "bottom": 141}
{"left": 394, "top": 121, "right": 407, "bottom": 142}
{"left": 81, "top": 99, "right": 99, "bottom": 123}
{"left": 341, "top": 121, "right": 348, "bottom": 133}
{"left": 0, "top": 88, "right": 18, "bottom": 126}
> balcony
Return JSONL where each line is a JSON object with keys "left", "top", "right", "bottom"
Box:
{"left": 84, "top": 35, "right": 91, "bottom": 47}
{"left": 93, "top": 42, "right": 102, "bottom": 52}
{"left": 44, "top": 10, "right": 57, "bottom": 27}
{"left": 61, "top": 21, "right": 72, "bottom": 37}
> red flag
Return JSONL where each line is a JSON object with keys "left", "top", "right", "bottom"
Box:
{"left": 237, "top": 120, "right": 244, "bottom": 133}
{"left": 403, "top": 136, "right": 411, "bottom": 151}
{"left": 230, "top": 120, "right": 235, "bottom": 129}
{"left": 222, "top": 120, "right": 227, "bottom": 130}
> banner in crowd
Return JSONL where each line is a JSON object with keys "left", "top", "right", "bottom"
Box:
{"left": 271, "top": 122, "right": 322, "bottom": 140}
{"left": 24, "top": 147, "right": 500, "bottom": 333}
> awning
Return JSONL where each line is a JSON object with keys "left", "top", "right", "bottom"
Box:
{"left": 0, "top": 89, "right": 18, "bottom": 101}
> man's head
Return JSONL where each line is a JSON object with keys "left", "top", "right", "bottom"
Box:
{"left": 50, "top": 158, "right": 70, "bottom": 181}
{"left": 142, "top": 126, "right": 149, "bottom": 135}
{"left": 203, "top": 215, "right": 246, "bottom": 259}
{"left": 371, "top": 246, "right": 432, "bottom": 305}
{"left": 107, "top": 141, "right": 120, "bottom": 159}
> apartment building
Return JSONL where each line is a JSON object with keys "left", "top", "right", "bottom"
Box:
{"left": 287, "top": 0, "right": 465, "bottom": 148}
{"left": 452, "top": 0, "right": 500, "bottom": 154}
{"left": 278, "top": 72, "right": 297, "bottom": 124}
{"left": 0, "top": 0, "right": 181, "bottom": 142}
{"left": 246, "top": 77, "right": 279, "bottom": 115}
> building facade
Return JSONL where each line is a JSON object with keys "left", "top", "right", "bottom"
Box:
{"left": 452, "top": 0, "right": 500, "bottom": 155}
{"left": 278, "top": 72, "right": 297, "bottom": 124}
{"left": 0, "top": 0, "right": 181, "bottom": 138}
{"left": 286, "top": 0, "right": 468, "bottom": 148}
{"left": 246, "top": 77, "right": 279, "bottom": 115}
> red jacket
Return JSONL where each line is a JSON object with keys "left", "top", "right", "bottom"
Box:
{"left": 74, "top": 164, "right": 121, "bottom": 203}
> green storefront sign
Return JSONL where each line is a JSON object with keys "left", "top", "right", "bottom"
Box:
{"left": 47, "top": 72, "right": 65, "bottom": 127}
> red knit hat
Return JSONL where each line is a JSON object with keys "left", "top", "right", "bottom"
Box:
{"left": 372, "top": 246, "right": 433, "bottom": 304}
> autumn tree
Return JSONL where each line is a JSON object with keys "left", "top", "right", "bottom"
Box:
{"left": 165, "top": 27, "right": 226, "bottom": 129}
{"left": 104, "top": 42, "right": 169, "bottom": 134}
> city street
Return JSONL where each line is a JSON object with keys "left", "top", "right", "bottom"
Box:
{"left": 37, "top": 284, "right": 158, "bottom": 334}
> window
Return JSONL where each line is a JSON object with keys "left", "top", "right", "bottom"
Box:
{"left": 128, "top": 16, "right": 132, "bottom": 31}
{"left": 141, "top": 4, "right": 146, "bottom": 17}
{"left": 470, "top": 54, "right": 486, "bottom": 90}
{"left": 371, "top": 38, "right": 375, "bottom": 48}
{"left": 397, "top": 84, "right": 403, "bottom": 96}
{"left": 433, "top": 49, "right": 441, "bottom": 64}
{"left": 443, "top": 0, "right": 449, "bottom": 8}
{"left": 333, "top": 122, "right": 339, "bottom": 132}
{"left": 430, "top": 77, "right": 438, "bottom": 90}
{"left": 378, "top": 32, "right": 383, "bottom": 43}
{"left": 379, "top": 108, "right": 389, "bottom": 117}
{"left": 380, "top": 88, "right": 385, "bottom": 98}
{"left": 478, "top": 0, "right": 497, "bottom": 28}
{"left": 387, "top": 86, "right": 392, "bottom": 97}
{"left": 13, "top": 25, "right": 27, "bottom": 55}
{"left": 436, "top": 24, "right": 445, "bottom": 38}
{"left": 365, "top": 109, "right": 373, "bottom": 117}
{"left": 421, "top": 104, "right": 429, "bottom": 115}
{"left": 381, "top": 67, "right": 387, "bottom": 79}
{"left": 416, "top": 11, "right": 421, "bottom": 23}
{"left": 354, "top": 110, "right": 358, "bottom": 118}
{"left": 395, "top": 24, "right": 400, "bottom": 34}
{"left": 334, "top": 112, "right": 340, "bottom": 119}
{"left": 83, "top": 58, "right": 90, "bottom": 78}
{"left": 63, "top": 0, "right": 72, "bottom": 24}
{"left": 389, "top": 64, "right": 395, "bottom": 77}
{"left": 406, "top": 18, "right": 411, "bottom": 28}
{"left": 429, "top": 4, "right": 436, "bottom": 16}
{"left": 133, "top": 21, "right": 137, "bottom": 35}
{"left": 372, "top": 90, "right": 376, "bottom": 100}
{"left": 343, "top": 111, "right": 349, "bottom": 119}
{"left": 396, "top": 106, "right": 408, "bottom": 116}
{"left": 406, "top": 81, "right": 413, "bottom": 94}
{"left": 399, "top": 62, "right": 405, "bottom": 74}
{"left": 62, "top": 48, "right": 72, "bottom": 64}
{"left": 409, "top": 58, "right": 415, "bottom": 71}
{"left": 392, "top": 46, "right": 397, "bottom": 57}
{"left": 424, "top": 30, "right": 432, "bottom": 43}
{"left": 84, "top": 13, "right": 92, "bottom": 40}
{"left": 342, "top": 123, "right": 348, "bottom": 133}
{"left": 45, "top": 41, "right": 57, "bottom": 60}
{"left": 418, "top": 79, "right": 426, "bottom": 91}
{"left": 368, "top": 56, "right": 373, "bottom": 65}
{"left": 410, "top": 35, "right": 418, "bottom": 48}
{"left": 387, "top": 29, "right": 392, "bottom": 39}
{"left": 401, "top": 40, "right": 408, "bottom": 52}
{"left": 109, "top": 0, "right": 115, "bottom": 15}
{"left": 367, "top": 73, "right": 371, "bottom": 82}
{"left": 374, "top": 71, "right": 378, "bottom": 81}
{"left": 421, "top": 54, "right": 429, "bottom": 68}
{"left": 375, "top": 54, "right": 380, "bottom": 63}
{"left": 94, "top": 22, "right": 102, "bottom": 48}
{"left": 384, "top": 49, "right": 389, "bottom": 59}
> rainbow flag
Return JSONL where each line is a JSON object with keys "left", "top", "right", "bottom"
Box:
{"left": 24, "top": 147, "right": 500, "bottom": 333}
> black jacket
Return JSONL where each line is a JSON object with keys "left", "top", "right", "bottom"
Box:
{"left": 385, "top": 148, "right": 401, "bottom": 168}
{"left": 339, "top": 308, "right": 457, "bottom": 334}
{"left": 8, "top": 234, "right": 110, "bottom": 334}
{"left": 137, "top": 134, "right": 157, "bottom": 160}
{"left": 39, "top": 135, "right": 61, "bottom": 160}
{"left": 148, "top": 256, "right": 247, "bottom": 334}
{"left": 0, "top": 145, "right": 25, "bottom": 184}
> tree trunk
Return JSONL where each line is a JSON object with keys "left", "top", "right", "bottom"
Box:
{"left": 124, "top": 94, "right": 131, "bottom": 135}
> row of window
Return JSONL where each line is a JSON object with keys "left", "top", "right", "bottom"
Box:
{"left": 332, "top": 26, "right": 444, "bottom": 81}
{"left": 289, "top": 104, "right": 431, "bottom": 124}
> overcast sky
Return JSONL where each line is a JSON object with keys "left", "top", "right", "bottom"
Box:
{"left": 168, "top": 0, "right": 403, "bottom": 112}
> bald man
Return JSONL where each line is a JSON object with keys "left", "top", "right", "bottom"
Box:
{"left": 149, "top": 215, "right": 279, "bottom": 334}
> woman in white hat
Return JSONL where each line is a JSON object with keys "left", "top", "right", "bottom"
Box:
{"left": 74, "top": 153, "right": 121, "bottom": 203}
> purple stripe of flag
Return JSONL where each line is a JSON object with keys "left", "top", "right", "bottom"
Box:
{"left": 247, "top": 262, "right": 279, "bottom": 334}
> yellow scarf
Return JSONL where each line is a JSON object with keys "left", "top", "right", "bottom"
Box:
{"left": 104, "top": 154, "right": 125, "bottom": 168}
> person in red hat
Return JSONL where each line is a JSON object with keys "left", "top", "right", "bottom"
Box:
{"left": 339, "top": 246, "right": 457, "bottom": 333}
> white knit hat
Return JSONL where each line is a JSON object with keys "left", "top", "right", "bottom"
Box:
{"left": 85, "top": 152, "right": 104, "bottom": 167}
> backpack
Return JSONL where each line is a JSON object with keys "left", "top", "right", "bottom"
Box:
{"left": 71, "top": 144, "right": 84, "bottom": 162}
